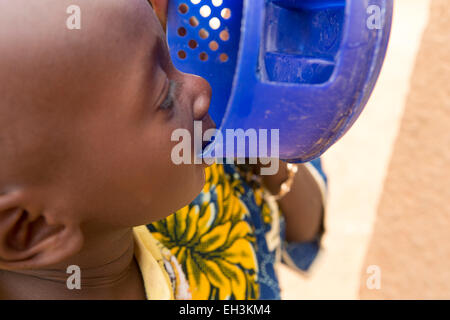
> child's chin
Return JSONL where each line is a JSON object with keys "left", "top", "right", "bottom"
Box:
{"left": 177, "top": 168, "right": 206, "bottom": 207}
{"left": 188, "top": 167, "right": 206, "bottom": 200}
{"left": 146, "top": 168, "right": 206, "bottom": 223}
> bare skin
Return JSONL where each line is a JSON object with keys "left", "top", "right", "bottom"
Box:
{"left": 262, "top": 162, "right": 324, "bottom": 243}
{"left": 0, "top": 0, "right": 214, "bottom": 300}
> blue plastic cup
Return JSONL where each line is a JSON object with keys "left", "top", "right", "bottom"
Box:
{"left": 167, "top": 0, "right": 393, "bottom": 162}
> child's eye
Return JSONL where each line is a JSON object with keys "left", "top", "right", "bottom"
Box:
{"left": 159, "top": 80, "right": 176, "bottom": 111}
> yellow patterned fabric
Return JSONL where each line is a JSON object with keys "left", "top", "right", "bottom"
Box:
{"left": 133, "top": 226, "right": 191, "bottom": 300}
{"left": 149, "top": 164, "right": 260, "bottom": 300}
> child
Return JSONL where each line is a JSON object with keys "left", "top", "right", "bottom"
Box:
{"left": 0, "top": 0, "right": 213, "bottom": 299}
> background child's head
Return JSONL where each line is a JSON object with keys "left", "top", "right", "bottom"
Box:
{"left": 0, "top": 0, "right": 214, "bottom": 270}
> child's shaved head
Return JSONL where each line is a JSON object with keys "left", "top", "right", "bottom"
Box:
{"left": 0, "top": 0, "right": 163, "bottom": 189}
{"left": 0, "top": 0, "right": 213, "bottom": 277}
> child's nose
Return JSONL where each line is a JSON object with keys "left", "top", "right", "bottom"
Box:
{"left": 188, "top": 75, "right": 212, "bottom": 121}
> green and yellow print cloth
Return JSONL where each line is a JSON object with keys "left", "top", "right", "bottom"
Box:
{"left": 147, "top": 161, "right": 326, "bottom": 300}
{"left": 149, "top": 164, "right": 259, "bottom": 300}
{"left": 133, "top": 226, "right": 191, "bottom": 300}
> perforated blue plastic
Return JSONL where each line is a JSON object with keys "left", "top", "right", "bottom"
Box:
{"left": 167, "top": 0, "right": 393, "bottom": 162}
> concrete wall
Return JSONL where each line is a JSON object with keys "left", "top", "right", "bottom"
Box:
{"left": 359, "top": 0, "right": 450, "bottom": 299}
{"left": 279, "top": 0, "right": 450, "bottom": 299}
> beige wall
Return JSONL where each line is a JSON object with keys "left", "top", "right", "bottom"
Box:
{"left": 359, "top": 0, "right": 450, "bottom": 299}
{"left": 279, "top": 0, "right": 450, "bottom": 299}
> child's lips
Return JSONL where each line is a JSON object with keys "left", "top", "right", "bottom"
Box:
{"left": 200, "top": 114, "right": 216, "bottom": 164}
{"left": 203, "top": 114, "right": 216, "bottom": 134}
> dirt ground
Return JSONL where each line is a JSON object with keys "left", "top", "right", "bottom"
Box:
{"left": 278, "top": 0, "right": 449, "bottom": 299}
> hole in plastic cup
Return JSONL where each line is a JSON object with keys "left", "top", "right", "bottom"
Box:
{"left": 178, "top": 3, "right": 189, "bottom": 14}
{"left": 188, "top": 39, "right": 198, "bottom": 49}
{"left": 209, "top": 17, "right": 221, "bottom": 30}
{"left": 200, "top": 5, "right": 211, "bottom": 18}
{"left": 190, "top": 0, "right": 201, "bottom": 5}
{"left": 178, "top": 50, "right": 187, "bottom": 59}
{"left": 212, "top": 0, "right": 223, "bottom": 7}
{"left": 219, "top": 53, "right": 228, "bottom": 62}
{"left": 178, "top": 27, "right": 187, "bottom": 37}
{"left": 221, "top": 8, "right": 231, "bottom": 20}
{"left": 199, "top": 52, "right": 209, "bottom": 61}
{"left": 209, "top": 40, "right": 219, "bottom": 51}
{"left": 189, "top": 16, "right": 199, "bottom": 27}
{"left": 199, "top": 28, "right": 209, "bottom": 39}
{"left": 219, "top": 29, "right": 229, "bottom": 41}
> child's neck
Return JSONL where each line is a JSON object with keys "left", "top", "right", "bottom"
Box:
{"left": 0, "top": 227, "right": 147, "bottom": 300}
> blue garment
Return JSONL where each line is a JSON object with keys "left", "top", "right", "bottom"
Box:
{"left": 225, "top": 160, "right": 327, "bottom": 299}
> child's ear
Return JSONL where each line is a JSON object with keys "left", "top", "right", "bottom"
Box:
{"left": 0, "top": 191, "right": 83, "bottom": 270}
{"left": 149, "top": 0, "right": 169, "bottom": 30}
